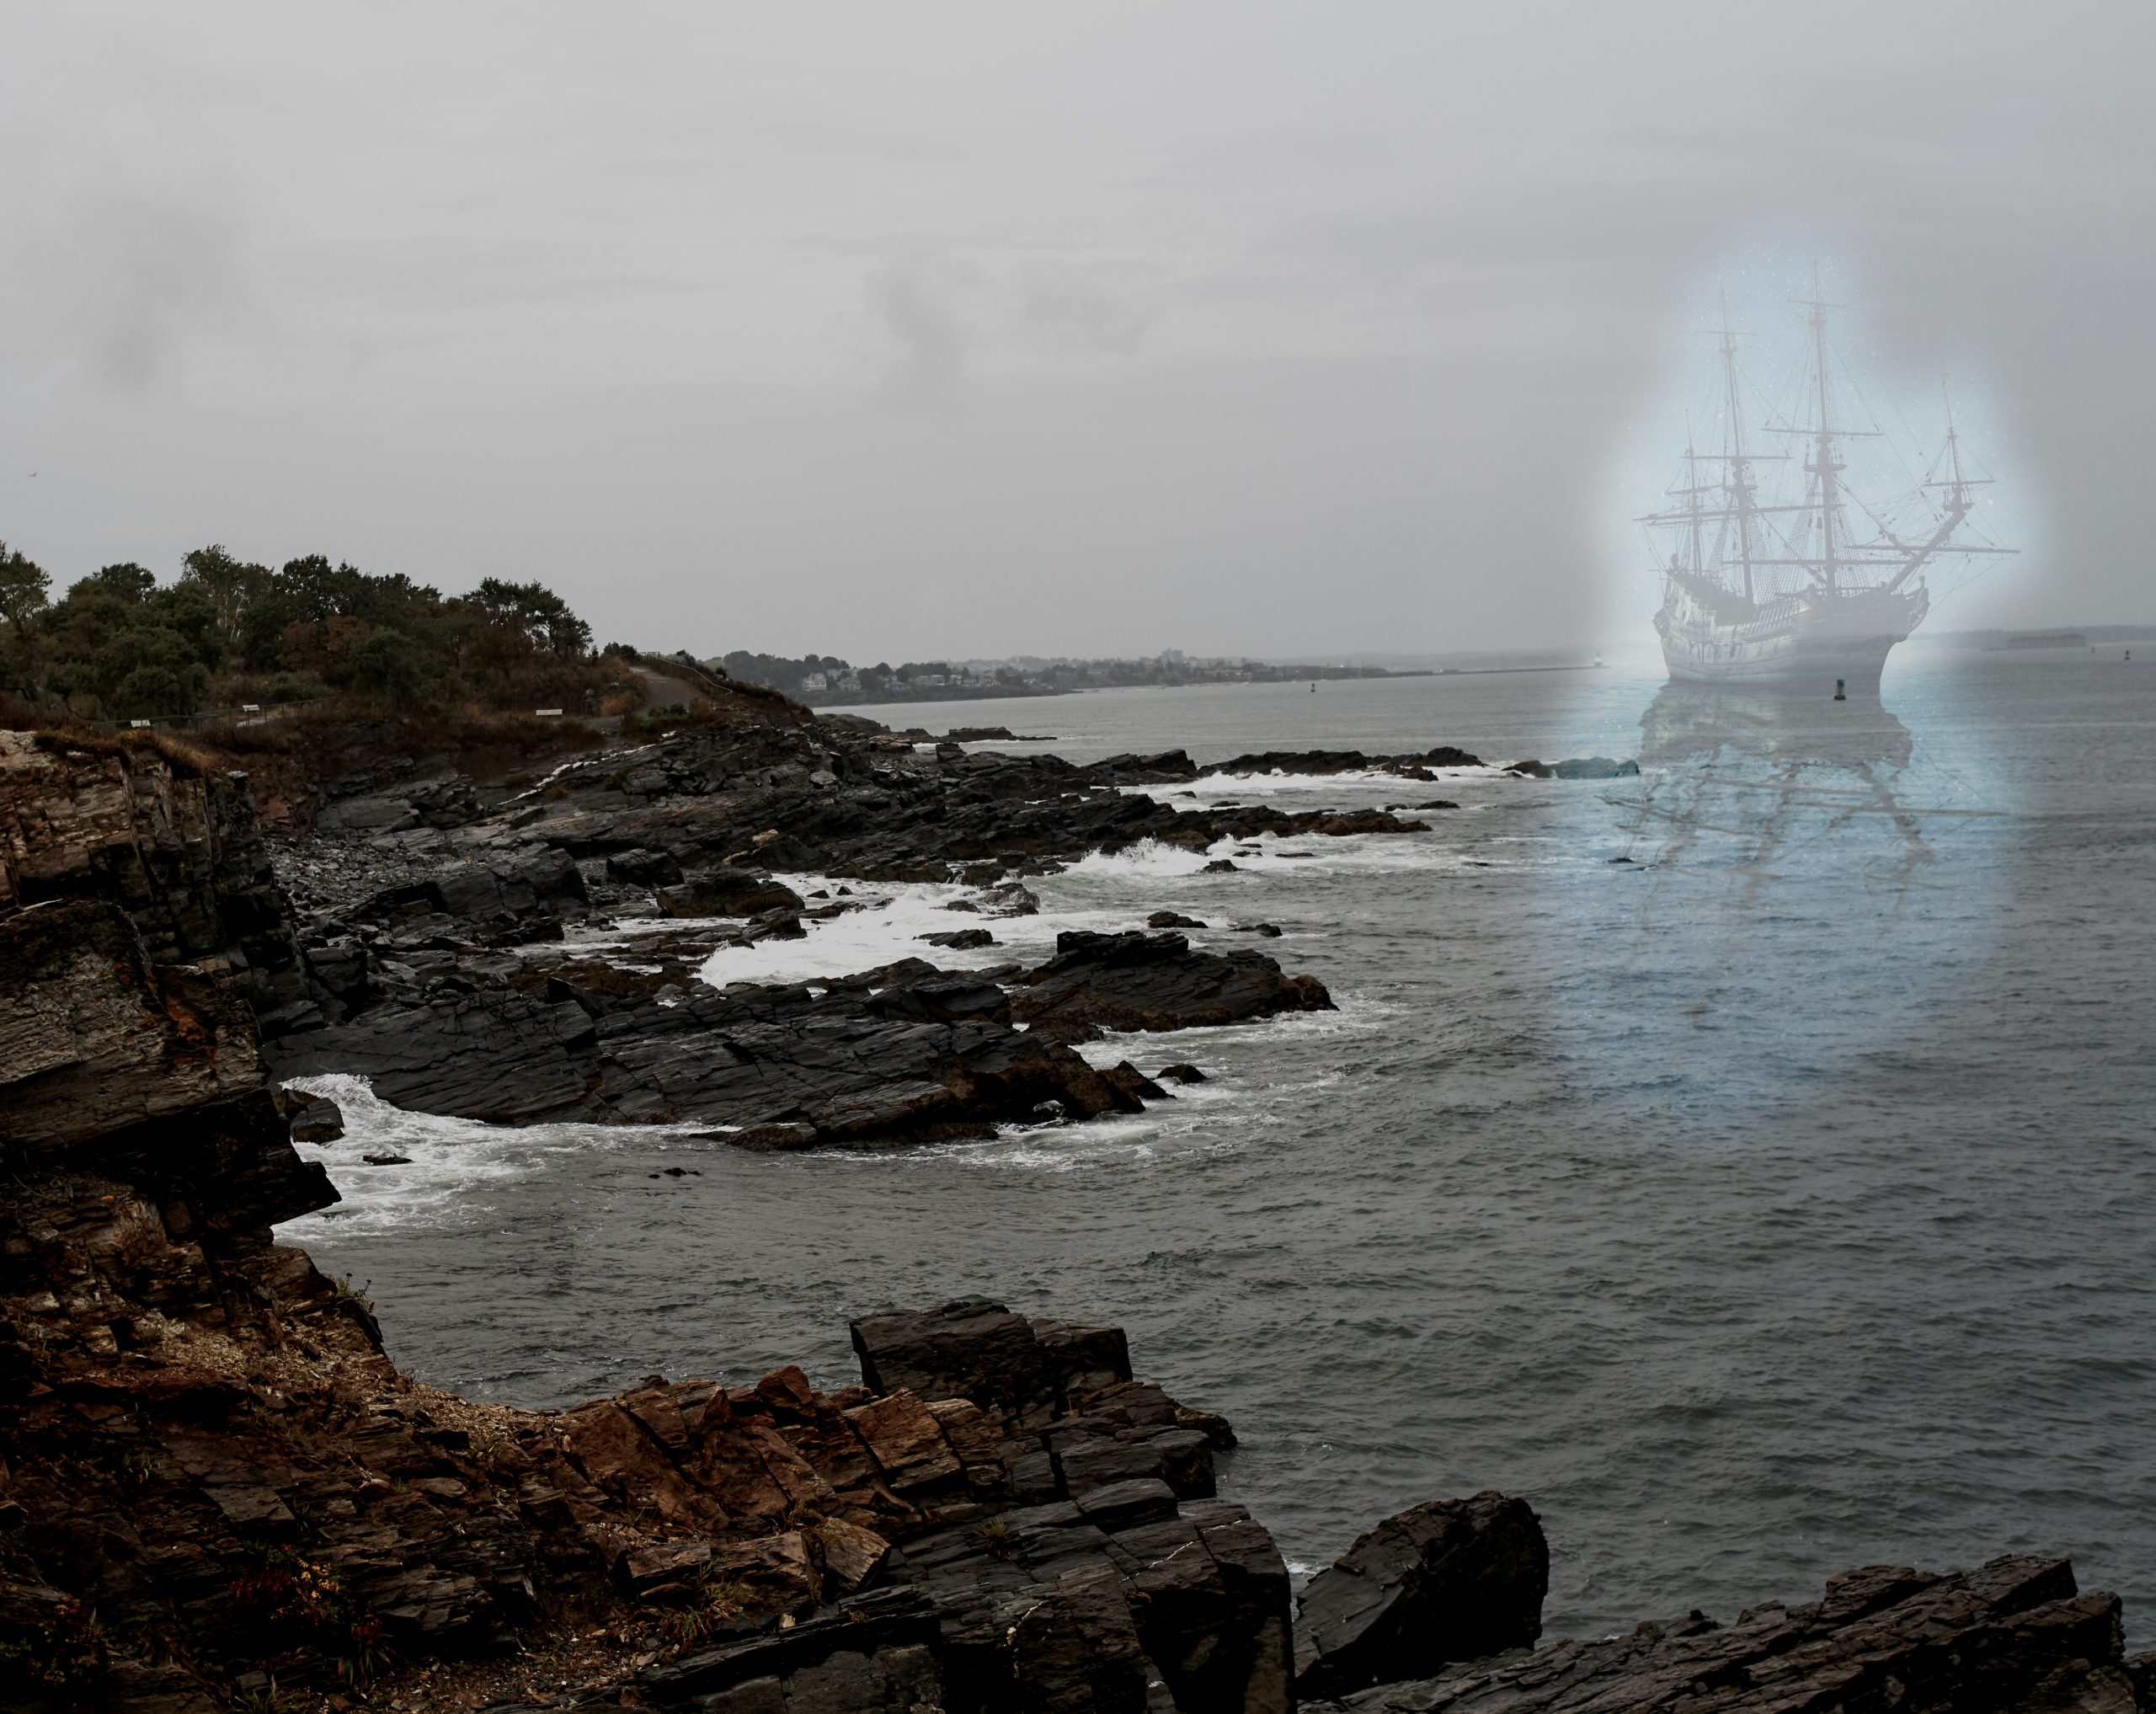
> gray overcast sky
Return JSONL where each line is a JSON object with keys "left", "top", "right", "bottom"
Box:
{"left": 2, "top": 3, "right": 2148, "bottom": 659}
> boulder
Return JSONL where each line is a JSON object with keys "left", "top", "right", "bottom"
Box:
{"left": 917, "top": 927, "right": 996, "bottom": 950}
{"left": 654, "top": 868, "right": 806, "bottom": 919}
{"left": 1553, "top": 756, "right": 1639, "bottom": 780}
{"left": 1503, "top": 757, "right": 1637, "bottom": 780}
{"left": 1099, "top": 1060, "right": 1168, "bottom": 1104}
{"left": 1147, "top": 910, "right": 1206, "bottom": 928}
{"left": 1294, "top": 1492, "right": 1548, "bottom": 1701}
{"left": 286, "top": 1094, "right": 345, "bottom": 1143}
{"left": 1011, "top": 931, "right": 1334, "bottom": 1043}
{"left": 606, "top": 847, "right": 686, "bottom": 887}
{"left": 1154, "top": 1064, "right": 1207, "bottom": 1084}
{"left": 851, "top": 1299, "right": 1061, "bottom": 1427}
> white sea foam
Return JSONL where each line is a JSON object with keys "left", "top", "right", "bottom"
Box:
{"left": 278, "top": 1073, "right": 664, "bottom": 1238}
{"left": 1136, "top": 766, "right": 1503, "bottom": 800}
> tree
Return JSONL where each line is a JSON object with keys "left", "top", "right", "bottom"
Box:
{"left": 179, "top": 544, "right": 271, "bottom": 643}
{"left": 94, "top": 626, "right": 211, "bottom": 718}
{"left": 465, "top": 578, "right": 591, "bottom": 659}
{"left": 0, "top": 541, "right": 49, "bottom": 632}
{"left": 93, "top": 563, "right": 155, "bottom": 603}
{"left": 345, "top": 627, "right": 430, "bottom": 707}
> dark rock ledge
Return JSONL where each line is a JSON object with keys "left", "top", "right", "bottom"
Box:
{"left": 0, "top": 718, "right": 2139, "bottom": 1711}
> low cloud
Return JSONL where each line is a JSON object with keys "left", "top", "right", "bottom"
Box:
{"left": 868, "top": 248, "right": 974, "bottom": 412}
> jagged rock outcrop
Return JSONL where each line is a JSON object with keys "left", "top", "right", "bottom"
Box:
{"left": 0, "top": 731, "right": 324, "bottom": 1033}
{"left": 1502, "top": 757, "right": 1640, "bottom": 780}
{"left": 1012, "top": 931, "right": 1335, "bottom": 1044}
{"left": 262, "top": 953, "right": 1146, "bottom": 1139}
{"left": 1200, "top": 746, "right": 1484, "bottom": 779}
{"left": 432, "top": 722, "right": 1432, "bottom": 888}
{"left": 1294, "top": 1493, "right": 1549, "bottom": 1700}
{"left": 1312, "top": 1555, "right": 2147, "bottom": 1714}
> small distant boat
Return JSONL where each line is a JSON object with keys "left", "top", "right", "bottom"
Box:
{"left": 1640, "top": 279, "right": 2015, "bottom": 688}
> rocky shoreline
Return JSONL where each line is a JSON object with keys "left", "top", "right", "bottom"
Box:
{"left": 3, "top": 692, "right": 2148, "bottom": 1711}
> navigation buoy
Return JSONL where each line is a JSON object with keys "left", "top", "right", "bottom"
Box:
{"left": 1834, "top": 677, "right": 1847, "bottom": 701}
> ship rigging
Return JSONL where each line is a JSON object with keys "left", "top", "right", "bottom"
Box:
{"left": 1642, "top": 276, "right": 2014, "bottom": 686}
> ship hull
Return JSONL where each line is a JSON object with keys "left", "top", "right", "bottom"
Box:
{"left": 1656, "top": 580, "right": 1929, "bottom": 687}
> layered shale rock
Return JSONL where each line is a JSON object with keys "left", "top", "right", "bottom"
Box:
{"left": 1310, "top": 1555, "right": 2148, "bottom": 1714}
{"left": 1012, "top": 930, "right": 1335, "bottom": 1044}
{"left": 263, "top": 953, "right": 1145, "bottom": 1138}
{"left": 0, "top": 731, "right": 323, "bottom": 1033}
{"left": 1294, "top": 1493, "right": 1550, "bottom": 1700}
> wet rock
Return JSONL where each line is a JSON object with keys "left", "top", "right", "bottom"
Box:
{"left": 1099, "top": 1060, "right": 1168, "bottom": 1104}
{"left": 606, "top": 846, "right": 686, "bottom": 887}
{"left": 1201, "top": 745, "right": 1482, "bottom": 777}
{"left": 286, "top": 1093, "right": 346, "bottom": 1142}
{"left": 363, "top": 1151, "right": 412, "bottom": 1166}
{"left": 1154, "top": 1063, "right": 1207, "bottom": 1084}
{"left": 1011, "top": 931, "right": 1334, "bottom": 1044}
{"left": 1315, "top": 1555, "right": 2136, "bottom": 1714}
{"left": 727, "top": 1122, "right": 822, "bottom": 1152}
{"left": 853, "top": 1300, "right": 1066, "bottom": 1428}
{"left": 1504, "top": 756, "right": 1640, "bottom": 780}
{"left": 1147, "top": 910, "right": 1206, "bottom": 928}
{"left": 918, "top": 927, "right": 996, "bottom": 949}
{"left": 1202, "top": 858, "right": 1241, "bottom": 873}
{"left": 1294, "top": 1492, "right": 1549, "bottom": 1700}
{"left": 1313, "top": 809, "right": 1429, "bottom": 836}
{"left": 1238, "top": 922, "right": 1283, "bottom": 937}
{"left": 654, "top": 868, "right": 806, "bottom": 919}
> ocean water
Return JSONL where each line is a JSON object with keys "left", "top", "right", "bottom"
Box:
{"left": 281, "top": 641, "right": 2156, "bottom": 1639}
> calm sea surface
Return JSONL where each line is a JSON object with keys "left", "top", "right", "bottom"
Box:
{"left": 284, "top": 641, "right": 2156, "bottom": 1640}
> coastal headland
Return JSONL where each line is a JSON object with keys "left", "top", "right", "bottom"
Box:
{"left": 2, "top": 678, "right": 2145, "bottom": 1712}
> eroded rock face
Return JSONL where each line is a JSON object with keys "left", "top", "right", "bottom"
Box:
{"left": 1294, "top": 1492, "right": 1549, "bottom": 1700}
{"left": 1313, "top": 1556, "right": 2143, "bottom": 1714}
{"left": 0, "top": 732, "right": 322, "bottom": 1033}
{"left": 1012, "top": 931, "right": 1335, "bottom": 1044}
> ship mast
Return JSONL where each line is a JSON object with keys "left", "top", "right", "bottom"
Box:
{"left": 1684, "top": 421, "right": 1705, "bottom": 576}
{"left": 1806, "top": 268, "right": 1840, "bottom": 595}
{"left": 1881, "top": 386, "right": 1993, "bottom": 594}
{"left": 1718, "top": 288, "right": 1757, "bottom": 603}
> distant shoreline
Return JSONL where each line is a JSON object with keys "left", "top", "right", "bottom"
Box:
{"left": 805, "top": 663, "right": 1621, "bottom": 709}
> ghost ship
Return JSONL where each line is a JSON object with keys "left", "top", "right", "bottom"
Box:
{"left": 1643, "top": 284, "right": 2013, "bottom": 686}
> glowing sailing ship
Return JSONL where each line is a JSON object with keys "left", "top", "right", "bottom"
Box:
{"left": 1643, "top": 281, "right": 2013, "bottom": 686}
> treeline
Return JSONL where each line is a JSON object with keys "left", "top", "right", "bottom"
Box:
{"left": 0, "top": 540, "right": 642, "bottom": 722}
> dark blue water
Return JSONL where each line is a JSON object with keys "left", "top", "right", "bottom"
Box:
{"left": 284, "top": 642, "right": 2156, "bottom": 1638}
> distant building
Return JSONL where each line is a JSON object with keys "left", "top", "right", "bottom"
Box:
{"left": 1160, "top": 649, "right": 1186, "bottom": 665}
{"left": 803, "top": 672, "right": 828, "bottom": 691}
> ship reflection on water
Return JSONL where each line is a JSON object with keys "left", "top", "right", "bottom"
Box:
{"left": 1629, "top": 678, "right": 1922, "bottom": 879}
{"left": 1588, "top": 673, "right": 2005, "bottom": 1077}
